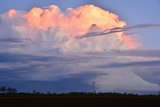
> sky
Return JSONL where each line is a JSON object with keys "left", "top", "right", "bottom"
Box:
{"left": 0, "top": 0, "right": 160, "bottom": 94}
{"left": 0, "top": 0, "right": 160, "bottom": 49}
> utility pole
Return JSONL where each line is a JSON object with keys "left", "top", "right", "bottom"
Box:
{"left": 92, "top": 82, "right": 96, "bottom": 94}
{"left": 159, "top": 84, "right": 160, "bottom": 96}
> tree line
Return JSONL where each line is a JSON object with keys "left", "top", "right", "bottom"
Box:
{"left": 0, "top": 86, "right": 17, "bottom": 94}
{"left": 0, "top": 86, "right": 160, "bottom": 96}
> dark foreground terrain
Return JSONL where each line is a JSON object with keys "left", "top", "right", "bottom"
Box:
{"left": 0, "top": 94, "right": 160, "bottom": 107}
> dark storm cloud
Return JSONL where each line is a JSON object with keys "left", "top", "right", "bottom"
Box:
{"left": 0, "top": 38, "right": 22, "bottom": 43}
{"left": 0, "top": 50, "right": 160, "bottom": 93}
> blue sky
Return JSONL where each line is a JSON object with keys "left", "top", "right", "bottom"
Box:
{"left": 0, "top": 0, "right": 160, "bottom": 48}
{"left": 0, "top": 0, "right": 160, "bottom": 94}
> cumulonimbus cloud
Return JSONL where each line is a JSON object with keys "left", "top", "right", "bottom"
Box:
{"left": 0, "top": 5, "right": 139, "bottom": 54}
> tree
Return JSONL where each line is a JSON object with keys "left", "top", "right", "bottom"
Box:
{"left": 11, "top": 88, "right": 17, "bottom": 94}
{"left": 33, "top": 90, "right": 36, "bottom": 94}
{"left": 0, "top": 86, "right": 7, "bottom": 94}
{"left": 7, "top": 87, "right": 17, "bottom": 94}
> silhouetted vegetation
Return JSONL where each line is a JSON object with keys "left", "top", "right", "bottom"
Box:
{"left": 0, "top": 86, "right": 160, "bottom": 107}
{"left": 0, "top": 86, "right": 160, "bottom": 97}
{"left": 0, "top": 86, "right": 17, "bottom": 94}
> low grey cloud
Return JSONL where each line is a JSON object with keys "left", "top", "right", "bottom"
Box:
{"left": 97, "top": 60, "right": 160, "bottom": 68}
{"left": 0, "top": 50, "right": 160, "bottom": 94}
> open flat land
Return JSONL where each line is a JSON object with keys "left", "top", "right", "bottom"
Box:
{"left": 0, "top": 95, "right": 160, "bottom": 107}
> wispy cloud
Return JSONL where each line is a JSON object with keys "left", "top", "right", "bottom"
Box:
{"left": 76, "top": 24, "right": 160, "bottom": 39}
